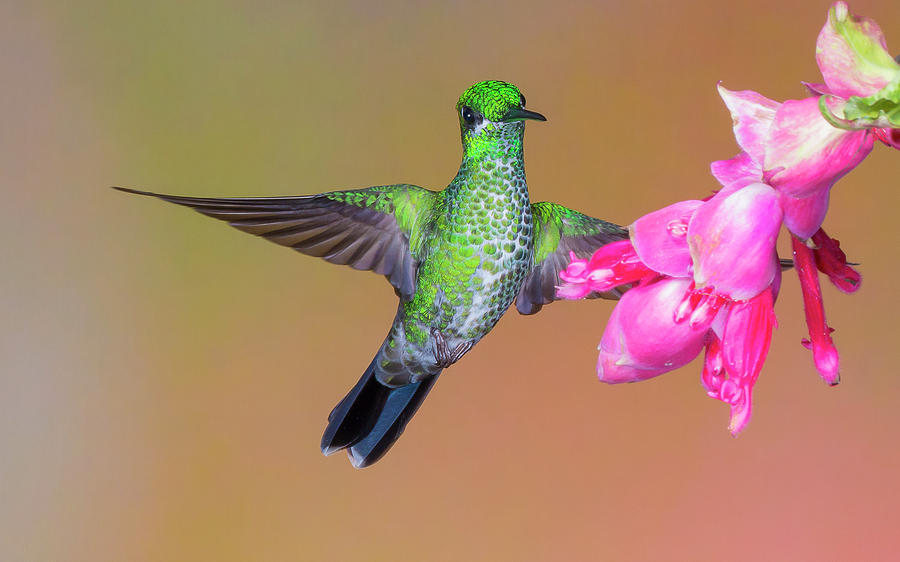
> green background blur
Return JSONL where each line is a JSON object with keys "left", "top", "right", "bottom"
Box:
{"left": 3, "top": 1, "right": 899, "bottom": 560}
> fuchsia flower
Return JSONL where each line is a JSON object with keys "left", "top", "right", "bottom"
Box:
{"left": 559, "top": 2, "right": 898, "bottom": 434}
{"left": 562, "top": 185, "right": 783, "bottom": 433}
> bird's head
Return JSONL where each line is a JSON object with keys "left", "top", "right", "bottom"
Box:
{"left": 455, "top": 80, "right": 545, "bottom": 156}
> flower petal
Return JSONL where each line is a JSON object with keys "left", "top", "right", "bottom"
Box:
{"left": 802, "top": 81, "right": 831, "bottom": 96}
{"left": 717, "top": 84, "right": 780, "bottom": 164}
{"left": 779, "top": 189, "right": 831, "bottom": 240}
{"left": 874, "top": 127, "right": 900, "bottom": 149}
{"left": 710, "top": 151, "right": 762, "bottom": 187}
{"left": 629, "top": 200, "right": 703, "bottom": 278}
{"left": 719, "top": 286, "right": 777, "bottom": 434}
{"left": 763, "top": 97, "right": 875, "bottom": 199}
{"left": 811, "top": 228, "right": 861, "bottom": 293}
{"left": 791, "top": 234, "right": 840, "bottom": 385}
{"left": 688, "top": 183, "right": 782, "bottom": 300}
{"left": 816, "top": 1, "right": 899, "bottom": 99}
{"left": 556, "top": 241, "right": 656, "bottom": 299}
{"left": 597, "top": 278, "right": 708, "bottom": 383}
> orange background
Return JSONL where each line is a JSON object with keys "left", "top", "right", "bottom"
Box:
{"left": 3, "top": 1, "right": 899, "bottom": 560}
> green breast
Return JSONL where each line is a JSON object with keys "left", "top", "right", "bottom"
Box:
{"left": 402, "top": 142, "right": 533, "bottom": 344}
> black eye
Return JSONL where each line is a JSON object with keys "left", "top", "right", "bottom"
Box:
{"left": 519, "top": 94, "right": 526, "bottom": 106}
{"left": 461, "top": 106, "right": 476, "bottom": 125}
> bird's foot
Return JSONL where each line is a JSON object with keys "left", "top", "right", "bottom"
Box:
{"left": 431, "top": 329, "right": 474, "bottom": 368}
{"left": 449, "top": 340, "right": 473, "bottom": 364}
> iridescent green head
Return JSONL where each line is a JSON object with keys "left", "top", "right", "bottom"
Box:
{"left": 455, "top": 80, "right": 545, "bottom": 153}
{"left": 456, "top": 80, "right": 545, "bottom": 126}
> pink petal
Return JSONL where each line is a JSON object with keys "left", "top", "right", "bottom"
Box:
{"left": 556, "top": 241, "right": 656, "bottom": 300}
{"left": 710, "top": 151, "right": 762, "bottom": 187}
{"left": 688, "top": 183, "right": 783, "bottom": 300}
{"left": 770, "top": 254, "right": 784, "bottom": 302}
{"left": 791, "top": 235, "right": 840, "bottom": 385}
{"left": 717, "top": 84, "right": 780, "bottom": 164}
{"left": 629, "top": 200, "right": 703, "bottom": 278}
{"left": 811, "top": 228, "right": 861, "bottom": 293}
{"left": 719, "top": 286, "right": 777, "bottom": 434}
{"left": 597, "top": 278, "right": 709, "bottom": 384}
{"left": 763, "top": 97, "right": 875, "bottom": 199}
{"left": 701, "top": 333, "right": 725, "bottom": 395}
{"left": 815, "top": 1, "right": 899, "bottom": 99}
{"left": 802, "top": 82, "right": 831, "bottom": 96}
{"left": 874, "top": 128, "right": 900, "bottom": 150}
{"left": 778, "top": 189, "right": 831, "bottom": 240}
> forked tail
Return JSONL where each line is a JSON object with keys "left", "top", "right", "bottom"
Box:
{"left": 321, "top": 358, "right": 440, "bottom": 468}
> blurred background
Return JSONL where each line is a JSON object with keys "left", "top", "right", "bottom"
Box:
{"left": 2, "top": 0, "right": 899, "bottom": 560}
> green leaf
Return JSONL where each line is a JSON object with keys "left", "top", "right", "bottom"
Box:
{"left": 843, "top": 74, "right": 900, "bottom": 128}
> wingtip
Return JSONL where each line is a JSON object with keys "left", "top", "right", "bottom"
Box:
{"left": 112, "top": 186, "right": 158, "bottom": 197}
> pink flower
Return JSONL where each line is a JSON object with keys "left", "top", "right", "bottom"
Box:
{"left": 715, "top": 87, "right": 873, "bottom": 239}
{"left": 715, "top": 2, "right": 898, "bottom": 240}
{"left": 559, "top": 184, "right": 783, "bottom": 433}
{"left": 815, "top": 2, "right": 898, "bottom": 100}
{"left": 558, "top": 2, "right": 892, "bottom": 436}
{"left": 815, "top": 2, "right": 900, "bottom": 136}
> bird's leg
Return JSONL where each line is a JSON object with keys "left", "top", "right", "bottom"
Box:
{"left": 449, "top": 341, "right": 473, "bottom": 364}
{"left": 431, "top": 328, "right": 474, "bottom": 368}
{"left": 431, "top": 328, "right": 451, "bottom": 368}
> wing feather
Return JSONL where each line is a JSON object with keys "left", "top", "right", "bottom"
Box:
{"left": 115, "top": 185, "right": 438, "bottom": 299}
{"left": 516, "top": 202, "right": 629, "bottom": 315}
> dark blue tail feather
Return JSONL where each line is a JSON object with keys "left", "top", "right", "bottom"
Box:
{"left": 321, "top": 359, "right": 439, "bottom": 468}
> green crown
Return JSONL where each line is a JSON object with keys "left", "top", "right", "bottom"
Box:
{"left": 456, "top": 80, "right": 524, "bottom": 122}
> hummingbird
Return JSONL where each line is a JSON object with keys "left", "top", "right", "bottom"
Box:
{"left": 116, "top": 80, "right": 627, "bottom": 468}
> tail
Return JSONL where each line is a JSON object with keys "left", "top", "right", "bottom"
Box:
{"left": 321, "top": 358, "right": 440, "bottom": 468}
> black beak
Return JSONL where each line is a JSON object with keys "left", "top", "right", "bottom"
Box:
{"left": 501, "top": 107, "right": 547, "bottom": 122}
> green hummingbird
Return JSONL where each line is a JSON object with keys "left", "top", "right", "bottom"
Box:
{"left": 116, "top": 80, "right": 626, "bottom": 468}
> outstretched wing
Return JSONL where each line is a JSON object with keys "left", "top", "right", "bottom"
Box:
{"left": 115, "top": 185, "right": 439, "bottom": 299}
{"left": 516, "top": 202, "right": 628, "bottom": 315}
